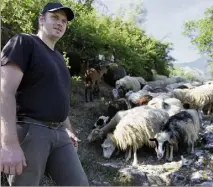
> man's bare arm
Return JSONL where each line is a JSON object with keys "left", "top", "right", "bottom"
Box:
{"left": 1, "top": 62, "right": 27, "bottom": 175}
{"left": 1, "top": 62, "right": 23, "bottom": 145}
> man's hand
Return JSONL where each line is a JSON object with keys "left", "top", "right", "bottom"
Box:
{"left": 65, "top": 129, "right": 81, "bottom": 150}
{"left": 0, "top": 143, "right": 27, "bottom": 175}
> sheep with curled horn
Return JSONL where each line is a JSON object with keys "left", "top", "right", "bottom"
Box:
{"left": 87, "top": 96, "right": 179, "bottom": 143}
{"left": 101, "top": 106, "right": 170, "bottom": 166}
{"left": 147, "top": 97, "right": 184, "bottom": 117}
{"left": 149, "top": 109, "right": 201, "bottom": 162}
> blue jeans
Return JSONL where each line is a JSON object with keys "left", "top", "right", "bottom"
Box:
{"left": 6, "top": 118, "right": 89, "bottom": 186}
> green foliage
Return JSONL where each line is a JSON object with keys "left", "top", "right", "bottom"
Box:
{"left": 1, "top": 0, "right": 175, "bottom": 80}
{"left": 63, "top": 51, "right": 71, "bottom": 69}
{"left": 183, "top": 5, "right": 213, "bottom": 75}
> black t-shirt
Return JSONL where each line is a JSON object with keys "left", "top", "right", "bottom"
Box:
{"left": 1, "top": 33, "right": 71, "bottom": 122}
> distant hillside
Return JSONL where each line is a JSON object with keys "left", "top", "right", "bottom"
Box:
{"left": 173, "top": 57, "right": 212, "bottom": 79}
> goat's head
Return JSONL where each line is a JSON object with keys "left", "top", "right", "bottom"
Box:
{"left": 101, "top": 133, "right": 117, "bottom": 159}
{"left": 149, "top": 132, "right": 173, "bottom": 160}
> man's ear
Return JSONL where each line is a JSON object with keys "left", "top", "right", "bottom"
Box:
{"left": 38, "top": 14, "right": 45, "bottom": 26}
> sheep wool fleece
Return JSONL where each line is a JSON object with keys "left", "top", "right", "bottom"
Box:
{"left": 1, "top": 34, "right": 89, "bottom": 186}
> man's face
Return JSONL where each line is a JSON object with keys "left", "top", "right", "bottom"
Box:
{"left": 39, "top": 10, "right": 68, "bottom": 39}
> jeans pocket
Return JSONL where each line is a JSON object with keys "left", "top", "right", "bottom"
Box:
{"left": 16, "top": 122, "right": 31, "bottom": 145}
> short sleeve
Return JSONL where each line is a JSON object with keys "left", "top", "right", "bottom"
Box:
{"left": 1, "top": 34, "right": 33, "bottom": 73}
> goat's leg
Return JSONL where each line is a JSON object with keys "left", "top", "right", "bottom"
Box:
{"left": 167, "top": 145, "right": 173, "bottom": 162}
{"left": 90, "top": 89, "right": 93, "bottom": 102}
{"left": 132, "top": 147, "right": 138, "bottom": 166}
{"left": 89, "top": 85, "right": 93, "bottom": 102}
{"left": 207, "top": 103, "right": 212, "bottom": 115}
{"left": 115, "top": 149, "right": 120, "bottom": 156}
{"left": 198, "top": 108, "right": 204, "bottom": 120}
{"left": 93, "top": 82, "right": 99, "bottom": 97}
{"left": 85, "top": 86, "right": 88, "bottom": 102}
{"left": 165, "top": 144, "right": 170, "bottom": 161}
{"left": 90, "top": 84, "right": 94, "bottom": 102}
{"left": 191, "top": 142, "right": 195, "bottom": 154}
{"left": 125, "top": 147, "right": 132, "bottom": 162}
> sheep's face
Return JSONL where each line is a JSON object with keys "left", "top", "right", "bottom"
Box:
{"left": 149, "top": 132, "right": 170, "bottom": 160}
{"left": 93, "top": 116, "right": 110, "bottom": 129}
{"left": 172, "top": 89, "right": 188, "bottom": 102}
{"left": 101, "top": 134, "right": 116, "bottom": 159}
{"left": 87, "top": 129, "right": 103, "bottom": 143}
{"left": 148, "top": 98, "right": 165, "bottom": 109}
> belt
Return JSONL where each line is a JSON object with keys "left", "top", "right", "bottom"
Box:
{"left": 17, "top": 116, "right": 64, "bottom": 128}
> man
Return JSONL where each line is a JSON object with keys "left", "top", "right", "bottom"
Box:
{"left": 1, "top": 2, "right": 89, "bottom": 186}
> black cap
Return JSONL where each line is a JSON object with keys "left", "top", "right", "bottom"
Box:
{"left": 41, "top": 2, "right": 74, "bottom": 21}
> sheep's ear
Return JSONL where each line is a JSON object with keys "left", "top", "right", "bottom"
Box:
{"left": 107, "top": 133, "right": 116, "bottom": 142}
{"left": 168, "top": 137, "right": 175, "bottom": 145}
{"left": 107, "top": 133, "right": 113, "bottom": 139}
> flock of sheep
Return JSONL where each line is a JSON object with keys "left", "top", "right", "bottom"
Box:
{"left": 86, "top": 67, "right": 213, "bottom": 166}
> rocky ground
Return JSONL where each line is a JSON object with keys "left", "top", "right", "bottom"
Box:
{"left": 2, "top": 77, "right": 213, "bottom": 186}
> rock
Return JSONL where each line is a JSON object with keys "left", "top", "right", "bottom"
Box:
{"left": 194, "top": 149, "right": 207, "bottom": 157}
{"left": 169, "top": 172, "right": 188, "bottom": 186}
{"left": 194, "top": 156, "right": 208, "bottom": 169}
{"left": 200, "top": 125, "right": 213, "bottom": 149}
{"left": 197, "top": 181, "right": 213, "bottom": 186}
{"left": 119, "top": 167, "right": 149, "bottom": 186}
{"left": 190, "top": 170, "right": 213, "bottom": 184}
{"left": 147, "top": 174, "right": 167, "bottom": 186}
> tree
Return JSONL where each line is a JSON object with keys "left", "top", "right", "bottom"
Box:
{"left": 183, "top": 5, "right": 213, "bottom": 76}
{"left": 116, "top": 0, "right": 147, "bottom": 27}
{"left": 1, "top": 0, "right": 174, "bottom": 80}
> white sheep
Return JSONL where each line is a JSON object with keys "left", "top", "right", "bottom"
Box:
{"left": 115, "top": 75, "right": 146, "bottom": 92}
{"left": 172, "top": 84, "right": 213, "bottom": 115}
{"left": 87, "top": 96, "right": 180, "bottom": 143}
{"left": 149, "top": 109, "right": 201, "bottom": 162}
{"left": 101, "top": 106, "right": 170, "bottom": 166}
{"left": 204, "top": 80, "right": 213, "bottom": 85}
{"left": 147, "top": 97, "right": 184, "bottom": 117}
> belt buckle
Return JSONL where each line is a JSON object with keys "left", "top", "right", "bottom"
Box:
{"left": 49, "top": 121, "right": 61, "bottom": 128}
